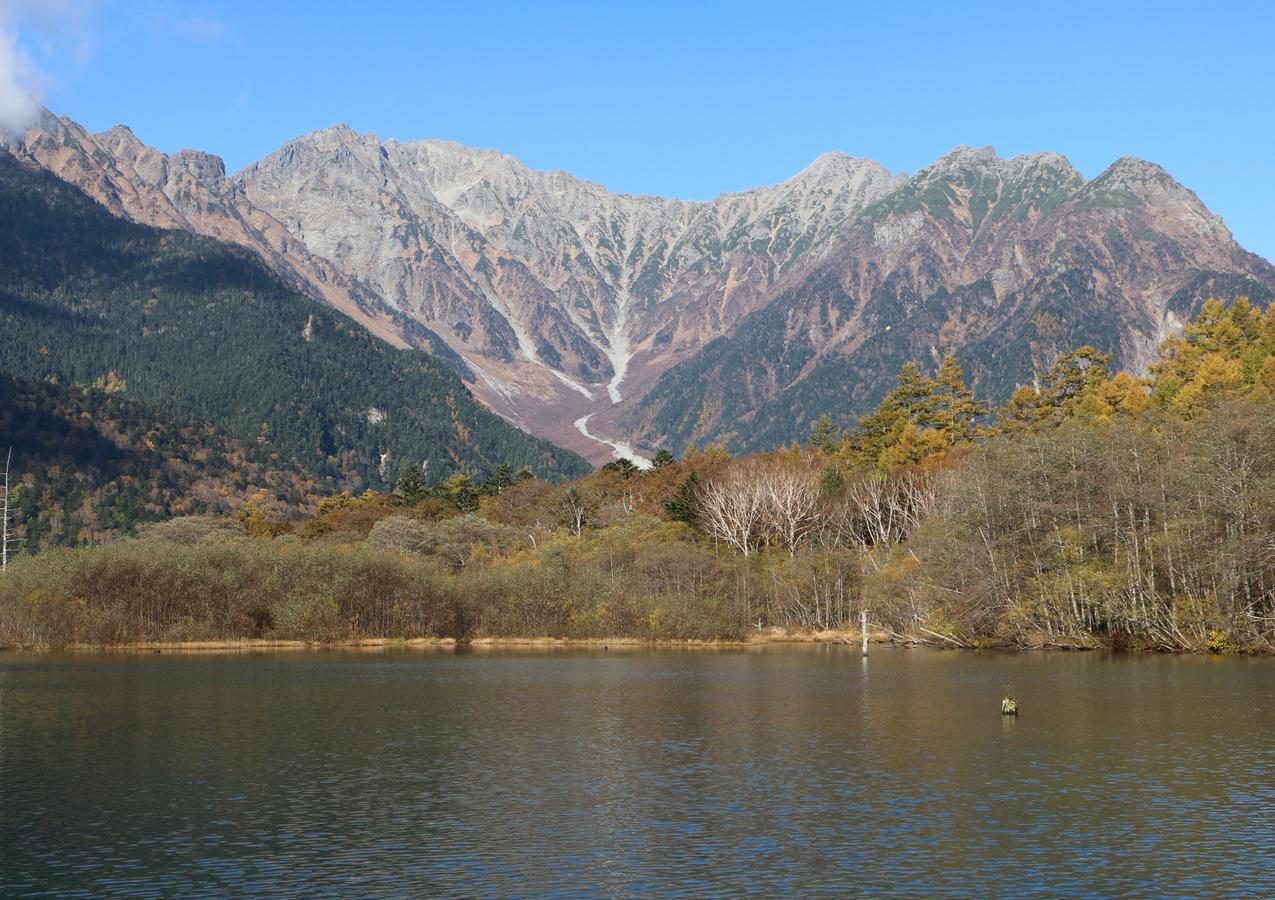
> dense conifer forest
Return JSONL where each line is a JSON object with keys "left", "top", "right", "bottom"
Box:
{"left": 0, "top": 373, "right": 336, "bottom": 547}
{"left": 0, "top": 153, "right": 589, "bottom": 492}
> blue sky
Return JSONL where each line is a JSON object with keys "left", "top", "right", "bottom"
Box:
{"left": 7, "top": 0, "right": 1275, "bottom": 260}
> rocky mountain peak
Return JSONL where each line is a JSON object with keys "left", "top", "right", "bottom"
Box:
{"left": 764, "top": 152, "right": 902, "bottom": 207}
{"left": 95, "top": 124, "right": 144, "bottom": 157}
{"left": 1004, "top": 151, "right": 1082, "bottom": 181}
{"left": 12, "top": 109, "right": 1273, "bottom": 465}
{"left": 932, "top": 144, "right": 999, "bottom": 169}
{"left": 171, "top": 149, "right": 227, "bottom": 181}
{"left": 303, "top": 122, "right": 370, "bottom": 146}
{"left": 791, "top": 150, "right": 887, "bottom": 181}
{"left": 918, "top": 145, "right": 1081, "bottom": 185}
{"left": 1088, "top": 156, "right": 1178, "bottom": 194}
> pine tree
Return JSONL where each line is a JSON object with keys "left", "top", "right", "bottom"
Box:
{"left": 843, "top": 359, "right": 987, "bottom": 468}
{"left": 850, "top": 363, "right": 939, "bottom": 466}
{"left": 663, "top": 472, "right": 701, "bottom": 527}
{"left": 1152, "top": 298, "right": 1274, "bottom": 413}
{"left": 483, "top": 463, "right": 513, "bottom": 496}
{"left": 395, "top": 466, "right": 429, "bottom": 506}
{"left": 1039, "top": 347, "right": 1111, "bottom": 414}
{"left": 819, "top": 463, "right": 844, "bottom": 496}
{"left": 933, "top": 356, "right": 985, "bottom": 442}
{"left": 438, "top": 473, "right": 480, "bottom": 511}
{"left": 651, "top": 448, "right": 676, "bottom": 469}
{"left": 808, "top": 414, "right": 841, "bottom": 450}
{"left": 998, "top": 384, "right": 1045, "bottom": 431}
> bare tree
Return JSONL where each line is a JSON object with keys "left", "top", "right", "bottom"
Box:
{"left": 1, "top": 448, "right": 20, "bottom": 573}
{"left": 554, "top": 486, "right": 592, "bottom": 537}
{"left": 699, "top": 467, "right": 767, "bottom": 556}
{"left": 757, "top": 463, "right": 821, "bottom": 554}
{"left": 829, "top": 469, "right": 941, "bottom": 555}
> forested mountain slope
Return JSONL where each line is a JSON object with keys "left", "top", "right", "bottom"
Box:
{"left": 0, "top": 153, "right": 590, "bottom": 488}
{"left": 0, "top": 373, "right": 332, "bottom": 548}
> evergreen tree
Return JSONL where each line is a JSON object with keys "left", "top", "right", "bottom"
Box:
{"left": 483, "top": 463, "right": 513, "bottom": 496}
{"left": 601, "top": 458, "right": 639, "bottom": 478}
{"left": 808, "top": 414, "right": 841, "bottom": 450}
{"left": 850, "top": 363, "right": 940, "bottom": 466}
{"left": 438, "top": 473, "right": 480, "bottom": 511}
{"left": 819, "top": 463, "right": 844, "bottom": 496}
{"left": 846, "top": 358, "right": 984, "bottom": 468}
{"left": 651, "top": 448, "right": 676, "bottom": 470}
{"left": 998, "top": 384, "right": 1045, "bottom": 431}
{"left": 663, "top": 472, "right": 701, "bottom": 527}
{"left": 932, "top": 356, "right": 985, "bottom": 442}
{"left": 1151, "top": 297, "right": 1275, "bottom": 415}
{"left": 1039, "top": 347, "right": 1111, "bottom": 414}
{"left": 395, "top": 466, "right": 429, "bottom": 506}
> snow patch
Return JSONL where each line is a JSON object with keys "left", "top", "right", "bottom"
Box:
{"left": 484, "top": 293, "right": 598, "bottom": 402}
{"left": 602, "top": 302, "right": 632, "bottom": 404}
{"left": 469, "top": 359, "right": 522, "bottom": 404}
{"left": 574, "top": 414, "right": 651, "bottom": 469}
{"left": 552, "top": 370, "right": 595, "bottom": 400}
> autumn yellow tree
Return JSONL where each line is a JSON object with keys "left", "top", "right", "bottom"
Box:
{"left": 1152, "top": 298, "right": 1274, "bottom": 416}
{"left": 997, "top": 346, "right": 1150, "bottom": 429}
{"left": 843, "top": 357, "right": 985, "bottom": 469}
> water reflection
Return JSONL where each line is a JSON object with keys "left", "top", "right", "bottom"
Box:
{"left": 1, "top": 647, "right": 1274, "bottom": 895}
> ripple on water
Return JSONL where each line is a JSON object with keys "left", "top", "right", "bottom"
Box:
{"left": 1, "top": 647, "right": 1274, "bottom": 896}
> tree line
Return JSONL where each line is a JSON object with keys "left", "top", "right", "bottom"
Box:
{"left": 4, "top": 298, "right": 1275, "bottom": 652}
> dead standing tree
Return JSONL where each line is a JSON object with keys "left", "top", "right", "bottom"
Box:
{"left": 2, "top": 448, "right": 20, "bottom": 573}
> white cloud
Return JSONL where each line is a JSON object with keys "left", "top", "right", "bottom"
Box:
{"left": 0, "top": 0, "right": 100, "bottom": 133}
{"left": 0, "top": 1, "right": 231, "bottom": 133}
{"left": 0, "top": 17, "right": 39, "bottom": 132}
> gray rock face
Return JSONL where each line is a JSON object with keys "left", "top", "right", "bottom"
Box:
{"left": 622, "top": 149, "right": 1275, "bottom": 454}
{"left": 8, "top": 112, "right": 1273, "bottom": 462}
{"left": 233, "top": 128, "right": 906, "bottom": 460}
{"left": 0, "top": 110, "right": 452, "bottom": 361}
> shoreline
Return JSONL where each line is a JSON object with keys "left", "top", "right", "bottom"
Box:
{"left": 0, "top": 629, "right": 1255, "bottom": 655}
{"left": 2, "top": 628, "right": 889, "bottom": 654}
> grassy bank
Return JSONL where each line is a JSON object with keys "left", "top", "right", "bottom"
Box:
{"left": 0, "top": 531, "right": 764, "bottom": 648}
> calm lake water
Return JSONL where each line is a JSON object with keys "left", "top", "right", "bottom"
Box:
{"left": 1, "top": 646, "right": 1274, "bottom": 896}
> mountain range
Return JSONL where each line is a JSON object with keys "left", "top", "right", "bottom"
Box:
{"left": 6, "top": 110, "right": 1273, "bottom": 462}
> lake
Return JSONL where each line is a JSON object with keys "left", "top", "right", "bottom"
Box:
{"left": 1, "top": 646, "right": 1273, "bottom": 896}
